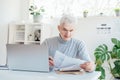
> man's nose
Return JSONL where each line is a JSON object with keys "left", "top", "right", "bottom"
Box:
{"left": 66, "top": 31, "right": 71, "bottom": 35}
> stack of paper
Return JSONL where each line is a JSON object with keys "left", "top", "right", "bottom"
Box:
{"left": 54, "top": 51, "right": 86, "bottom": 71}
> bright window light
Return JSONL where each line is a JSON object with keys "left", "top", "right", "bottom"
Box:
{"left": 31, "top": 0, "right": 120, "bottom": 17}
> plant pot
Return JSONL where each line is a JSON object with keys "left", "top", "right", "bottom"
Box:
{"left": 114, "top": 77, "right": 120, "bottom": 80}
{"left": 115, "top": 11, "right": 120, "bottom": 17}
{"left": 83, "top": 12, "right": 88, "bottom": 18}
{"left": 33, "top": 15, "right": 42, "bottom": 23}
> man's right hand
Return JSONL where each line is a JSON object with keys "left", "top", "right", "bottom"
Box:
{"left": 49, "top": 56, "right": 54, "bottom": 66}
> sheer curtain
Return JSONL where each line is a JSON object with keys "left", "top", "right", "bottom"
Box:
{"left": 31, "top": 0, "right": 120, "bottom": 18}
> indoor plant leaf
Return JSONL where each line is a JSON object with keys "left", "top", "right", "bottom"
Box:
{"left": 96, "top": 65, "right": 105, "bottom": 79}
{"left": 111, "top": 38, "right": 120, "bottom": 48}
{"left": 94, "top": 38, "right": 120, "bottom": 79}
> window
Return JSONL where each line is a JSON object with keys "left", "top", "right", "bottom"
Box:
{"left": 31, "top": 0, "right": 120, "bottom": 18}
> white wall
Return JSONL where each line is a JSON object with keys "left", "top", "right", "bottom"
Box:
{"left": 20, "top": 0, "right": 30, "bottom": 21}
{"left": 75, "top": 16, "right": 120, "bottom": 60}
{"left": 0, "top": 0, "right": 29, "bottom": 65}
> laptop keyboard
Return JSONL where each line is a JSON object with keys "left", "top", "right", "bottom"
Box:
{"left": 0, "top": 65, "right": 8, "bottom": 70}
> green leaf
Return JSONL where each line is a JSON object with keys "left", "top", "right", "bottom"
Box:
{"left": 94, "top": 44, "right": 109, "bottom": 62}
{"left": 94, "top": 38, "right": 120, "bottom": 79}
{"left": 106, "top": 53, "right": 110, "bottom": 60}
{"left": 111, "top": 60, "right": 120, "bottom": 77}
{"left": 103, "top": 44, "right": 108, "bottom": 50}
{"left": 94, "top": 51, "right": 103, "bottom": 56}
{"left": 29, "top": 5, "right": 45, "bottom": 16}
{"left": 29, "top": 8, "right": 33, "bottom": 11}
{"left": 111, "top": 45, "right": 120, "bottom": 59}
{"left": 95, "top": 65, "right": 105, "bottom": 79}
{"left": 41, "top": 9, "right": 45, "bottom": 12}
{"left": 111, "top": 38, "right": 120, "bottom": 48}
{"left": 117, "top": 49, "right": 120, "bottom": 59}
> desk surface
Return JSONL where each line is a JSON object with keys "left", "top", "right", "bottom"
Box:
{"left": 0, "top": 70, "right": 100, "bottom": 80}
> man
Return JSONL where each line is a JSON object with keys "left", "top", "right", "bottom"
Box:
{"left": 44, "top": 14, "right": 95, "bottom": 72}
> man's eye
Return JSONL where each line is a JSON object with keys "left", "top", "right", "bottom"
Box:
{"left": 63, "top": 29, "right": 67, "bottom": 31}
{"left": 70, "top": 30, "right": 73, "bottom": 32}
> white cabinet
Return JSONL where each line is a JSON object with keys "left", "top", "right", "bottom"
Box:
{"left": 8, "top": 22, "right": 51, "bottom": 44}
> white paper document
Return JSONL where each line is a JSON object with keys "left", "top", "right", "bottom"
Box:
{"left": 54, "top": 51, "right": 86, "bottom": 71}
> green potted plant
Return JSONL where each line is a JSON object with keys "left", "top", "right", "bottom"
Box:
{"left": 114, "top": 8, "right": 120, "bottom": 17}
{"left": 83, "top": 10, "right": 88, "bottom": 18}
{"left": 29, "top": 5, "right": 45, "bottom": 22}
{"left": 94, "top": 38, "right": 120, "bottom": 80}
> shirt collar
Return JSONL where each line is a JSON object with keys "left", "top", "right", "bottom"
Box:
{"left": 57, "top": 34, "right": 72, "bottom": 44}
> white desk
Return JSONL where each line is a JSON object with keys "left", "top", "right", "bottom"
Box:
{"left": 0, "top": 70, "right": 100, "bottom": 80}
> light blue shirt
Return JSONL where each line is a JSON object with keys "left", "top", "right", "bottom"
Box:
{"left": 43, "top": 36, "right": 92, "bottom": 64}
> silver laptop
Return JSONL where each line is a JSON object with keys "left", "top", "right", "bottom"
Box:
{"left": 6, "top": 44, "right": 49, "bottom": 72}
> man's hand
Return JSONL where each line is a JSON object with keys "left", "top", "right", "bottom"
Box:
{"left": 80, "top": 62, "right": 95, "bottom": 72}
{"left": 49, "top": 56, "right": 54, "bottom": 66}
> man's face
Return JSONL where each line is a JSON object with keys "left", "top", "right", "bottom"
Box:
{"left": 58, "top": 23, "right": 75, "bottom": 41}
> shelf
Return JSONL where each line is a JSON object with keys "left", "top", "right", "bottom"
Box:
{"left": 16, "top": 30, "right": 25, "bottom": 32}
{"left": 8, "top": 22, "right": 51, "bottom": 44}
{"left": 14, "top": 40, "right": 25, "bottom": 42}
{"left": 26, "top": 41, "right": 40, "bottom": 43}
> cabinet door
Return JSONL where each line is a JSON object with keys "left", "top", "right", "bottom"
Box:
{"left": 15, "top": 24, "right": 25, "bottom": 43}
{"left": 9, "top": 23, "right": 25, "bottom": 44}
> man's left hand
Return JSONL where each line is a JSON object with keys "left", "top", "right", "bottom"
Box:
{"left": 80, "top": 62, "right": 95, "bottom": 72}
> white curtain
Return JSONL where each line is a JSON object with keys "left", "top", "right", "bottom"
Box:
{"left": 31, "top": 0, "right": 120, "bottom": 18}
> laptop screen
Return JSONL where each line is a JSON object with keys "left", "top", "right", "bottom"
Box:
{"left": 6, "top": 44, "right": 49, "bottom": 72}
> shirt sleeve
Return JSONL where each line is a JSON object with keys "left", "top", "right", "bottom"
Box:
{"left": 77, "top": 41, "right": 92, "bottom": 62}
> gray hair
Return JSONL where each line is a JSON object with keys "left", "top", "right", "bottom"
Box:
{"left": 60, "top": 14, "right": 76, "bottom": 26}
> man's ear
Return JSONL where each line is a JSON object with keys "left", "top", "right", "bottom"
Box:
{"left": 58, "top": 25, "right": 60, "bottom": 31}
